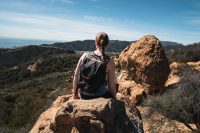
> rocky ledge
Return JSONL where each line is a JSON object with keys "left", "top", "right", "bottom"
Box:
{"left": 30, "top": 95, "right": 143, "bottom": 133}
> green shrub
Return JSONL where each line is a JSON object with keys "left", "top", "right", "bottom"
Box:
{"left": 150, "top": 71, "right": 200, "bottom": 127}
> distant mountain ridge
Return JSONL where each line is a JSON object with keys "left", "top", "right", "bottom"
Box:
{"left": 0, "top": 40, "right": 184, "bottom": 69}
{"left": 42, "top": 40, "right": 184, "bottom": 52}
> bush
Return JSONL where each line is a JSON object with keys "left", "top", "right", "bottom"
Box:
{"left": 166, "top": 43, "right": 200, "bottom": 63}
{"left": 150, "top": 71, "right": 200, "bottom": 129}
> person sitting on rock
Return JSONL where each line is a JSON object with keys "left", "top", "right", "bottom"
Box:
{"left": 72, "top": 32, "right": 116, "bottom": 100}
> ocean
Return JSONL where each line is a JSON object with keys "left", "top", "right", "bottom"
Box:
{"left": 0, "top": 38, "right": 58, "bottom": 48}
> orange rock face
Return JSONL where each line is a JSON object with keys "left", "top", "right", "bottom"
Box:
{"left": 119, "top": 35, "right": 170, "bottom": 94}
{"left": 117, "top": 70, "right": 147, "bottom": 105}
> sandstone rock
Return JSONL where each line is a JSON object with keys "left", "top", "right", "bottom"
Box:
{"left": 165, "top": 75, "right": 180, "bottom": 87}
{"left": 119, "top": 35, "right": 170, "bottom": 94}
{"left": 165, "top": 62, "right": 183, "bottom": 87}
{"left": 187, "top": 61, "right": 200, "bottom": 72}
{"left": 30, "top": 95, "right": 72, "bottom": 133}
{"left": 117, "top": 71, "right": 147, "bottom": 105}
{"left": 117, "top": 70, "right": 131, "bottom": 81}
{"left": 165, "top": 61, "right": 200, "bottom": 88}
{"left": 30, "top": 96, "right": 143, "bottom": 133}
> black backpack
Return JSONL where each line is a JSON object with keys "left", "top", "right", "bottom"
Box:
{"left": 78, "top": 52, "right": 110, "bottom": 93}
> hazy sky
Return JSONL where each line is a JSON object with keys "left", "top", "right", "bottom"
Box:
{"left": 0, "top": 0, "right": 200, "bottom": 44}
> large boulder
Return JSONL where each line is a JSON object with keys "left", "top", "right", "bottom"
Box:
{"left": 119, "top": 35, "right": 170, "bottom": 94}
{"left": 30, "top": 95, "right": 143, "bottom": 133}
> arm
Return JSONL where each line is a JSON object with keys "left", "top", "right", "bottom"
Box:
{"left": 72, "top": 54, "right": 84, "bottom": 99}
{"left": 107, "top": 59, "right": 117, "bottom": 99}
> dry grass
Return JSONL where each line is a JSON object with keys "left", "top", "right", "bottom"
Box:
{"left": 143, "top": 70, "right": 200, "bottom": 132}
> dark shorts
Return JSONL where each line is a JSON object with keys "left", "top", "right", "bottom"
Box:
{"left": 80, "top": 91, "right": 114, "bottom": 100}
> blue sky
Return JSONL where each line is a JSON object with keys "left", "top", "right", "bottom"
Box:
{"left": 0, "top": 0, "right": 200, "bottom": 44}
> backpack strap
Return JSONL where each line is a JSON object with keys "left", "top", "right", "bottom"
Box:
{"left": 89, "top": 51, "right": 110, "bottom": 83}
{"left": 82, "top": 52, "right": 90, "bottom": 60}
{"left": 89, "top": 51, "right": 110, "bottom": 64}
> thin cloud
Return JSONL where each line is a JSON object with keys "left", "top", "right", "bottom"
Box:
{"left": 0, "top": 11, "right": 199, "bottom": 44}
{"left": 84, "top": 15, "right": 114, "bottom": 22}
{"left": 54, "top": 0, "right": 75, "bottom": 4}
{"left": 0, "top": 11, "right": 143, "bottom": 41}
{"left": 83, "top": 15, "right": 135, "bottom": 25}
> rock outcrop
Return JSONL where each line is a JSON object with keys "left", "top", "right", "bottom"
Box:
{"left": 30, "top": 95, "right": 143, "bottom": 133}
{"left": 187, "top": 61, "right": 200, "bottom": 71}
{"left": 118, "top": 35, "right": 170, "bottom": 94}
{"left": 165, "top": 61, "right": 200, "bottom": 87}
{"left": 117, "top": 70, "right": 147, "bottom": 105}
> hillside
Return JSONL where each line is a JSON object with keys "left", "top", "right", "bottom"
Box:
{"left": 0, "top": 45, "right": 79, "bottom": 132}
{"left": 42, "top": 40, "right": 183, "bottom": 52}
{"left": 42, "top": 40, "right": 132, "bottom": 52}
{"left": 0, "top": 45, "right": 75, "bottom": 69}
{"left": 166, "top": 42, "right": 200, "bottom": 63}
